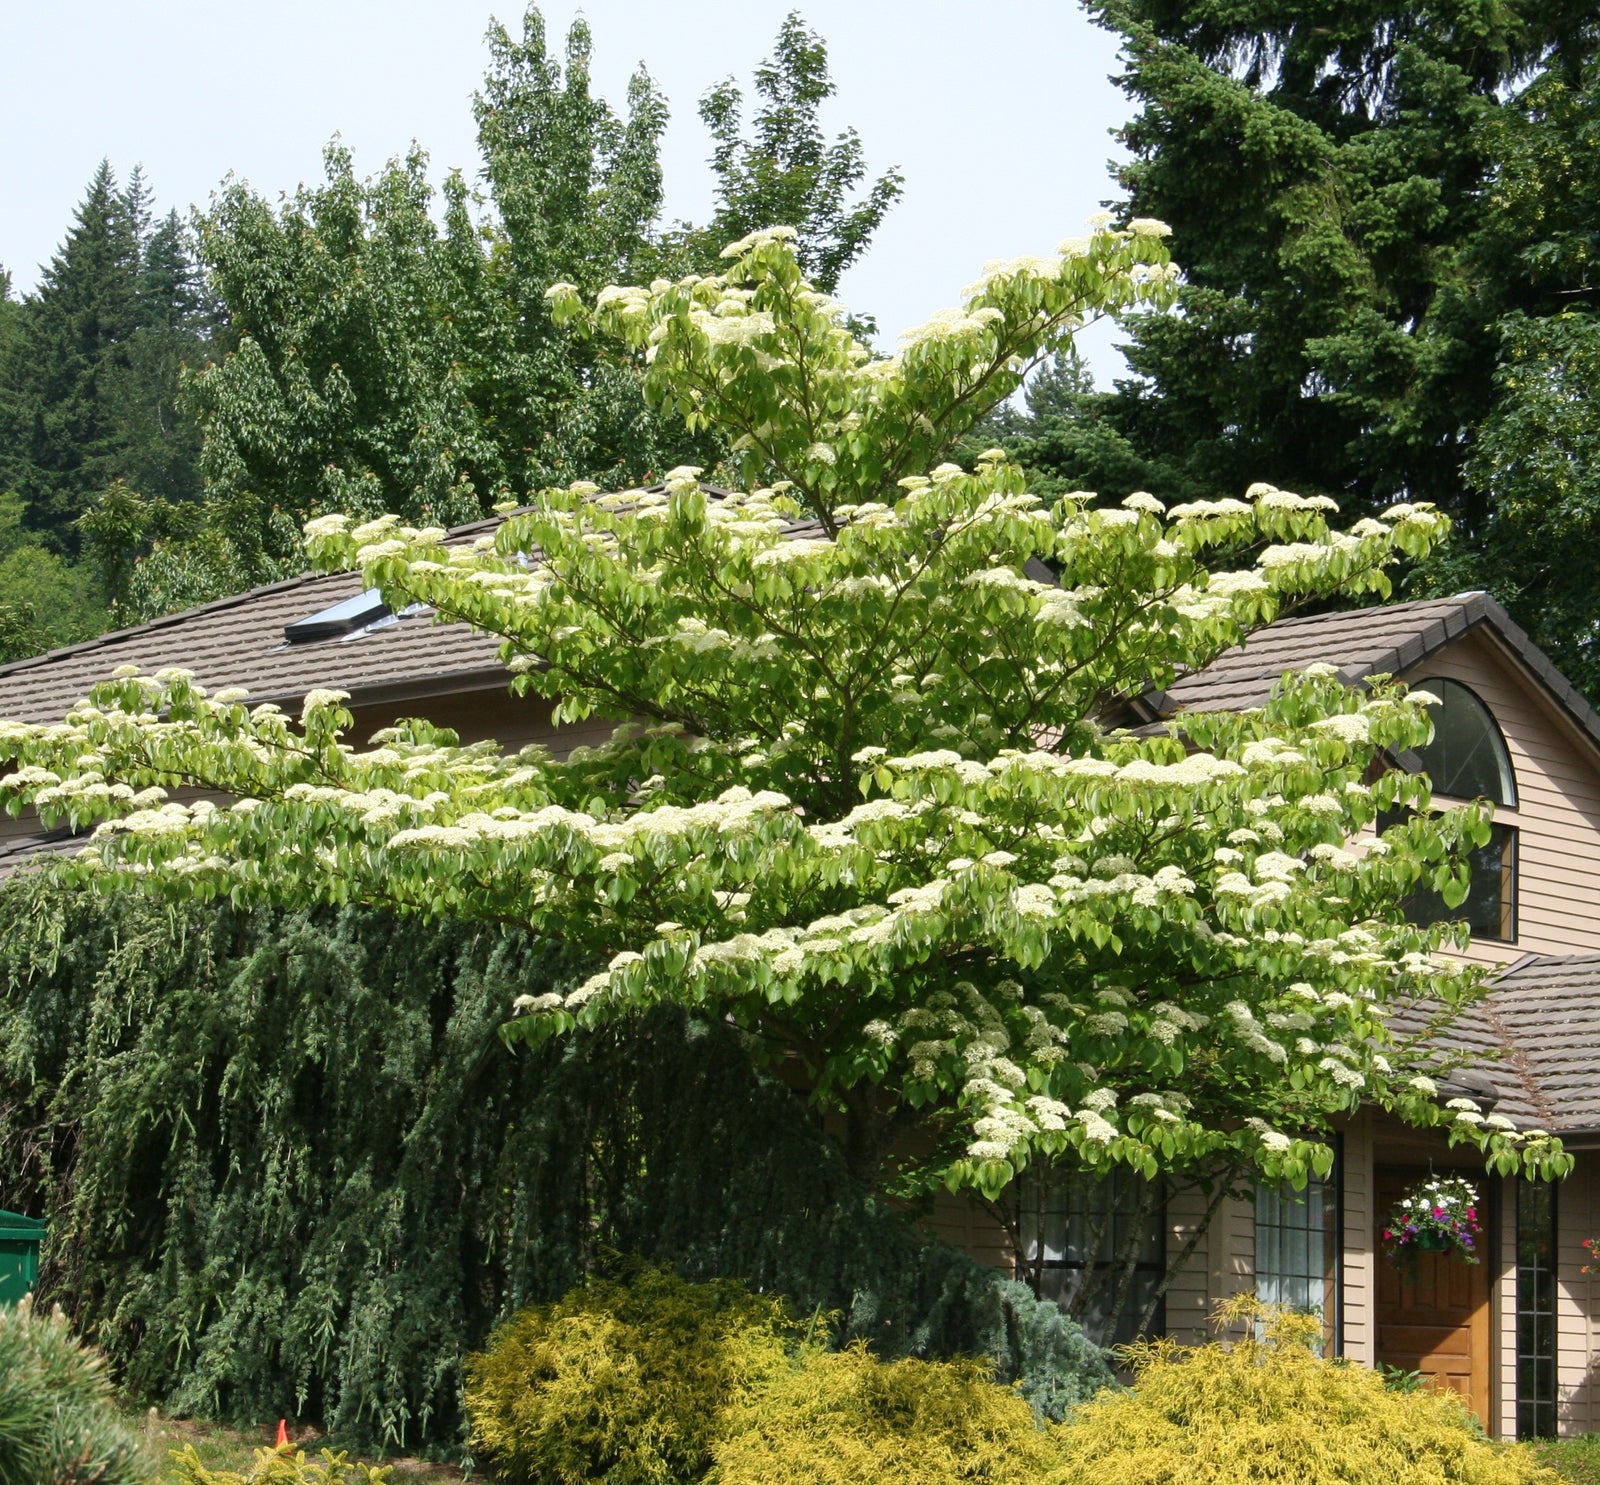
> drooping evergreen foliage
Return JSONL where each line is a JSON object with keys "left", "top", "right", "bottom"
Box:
{"left": 0, "top": 876, "right": 1109, "bottom": 1447}
{"left": 994, "top": 2, "right": 1600, "bottom": 696}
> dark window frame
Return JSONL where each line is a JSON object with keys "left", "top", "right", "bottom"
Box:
{"left": 1376, "top": 815, "right": 1519, "bottom": 945}
{"left": 1253, "top": 1144, "right": 1342, "bottom": 1353}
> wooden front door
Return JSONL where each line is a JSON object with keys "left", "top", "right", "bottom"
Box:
{"left": 1374, "top": 1169, "right": 1491, "bottom": 1423}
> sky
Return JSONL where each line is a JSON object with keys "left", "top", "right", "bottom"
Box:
{"left": 2, "top": 0, "right": 1137, "bottom": 379}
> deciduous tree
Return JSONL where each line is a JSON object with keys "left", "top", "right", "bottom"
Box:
{"left": 0, "top": 225, "right": 1563, "bottom": 1211}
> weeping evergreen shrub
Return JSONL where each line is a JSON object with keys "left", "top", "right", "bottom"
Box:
{"left": 0, "top": 877, "right": 1109, "bottom": 1448}
{"left": 0, "top": 1294, "right": 154, "bottom": 1485}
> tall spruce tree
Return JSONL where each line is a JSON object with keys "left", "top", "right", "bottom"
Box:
{"left": 2, "top": 162, "right": 141, "bottom": 544}
{"left": 0, "top": 165, "right": 214, "bottom": 557}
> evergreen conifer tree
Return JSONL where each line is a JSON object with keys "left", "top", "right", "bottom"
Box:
{"left": 3, "top": 161, "right": 142, "bottom": 544}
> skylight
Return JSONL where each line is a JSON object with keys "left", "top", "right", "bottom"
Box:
{"left": 283, "top": 590, "right": 390, "bottom": 644}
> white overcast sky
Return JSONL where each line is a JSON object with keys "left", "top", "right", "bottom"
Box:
{"left": 2, "top": 0, "right": 1137, "bottom": 380}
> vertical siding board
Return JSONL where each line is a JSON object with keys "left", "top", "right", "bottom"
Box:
{"left": 1500, "top": 1178, "right": 1519, "bottom": 1438}
{"left": 1557, "top": 1157, "right": 1597, "bottom": 1436}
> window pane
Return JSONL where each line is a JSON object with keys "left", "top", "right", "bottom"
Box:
{"left": 1516, "top": 1179, "right": 1559, "bottom": 1440}
{"left": 1020, "top": 1166, "right": 1165, "bottom": 1346}
{"left": 1412, "top": 677, "right": 1517, "bottom": 806}
{"left": 1255, "top": 1176, "right": 1336, "bottom": 1335}
{"left": 1401, "top": 822, "right": 1518, "bottom": 943}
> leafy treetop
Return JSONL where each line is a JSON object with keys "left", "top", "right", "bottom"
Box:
{"left": 0, "top": 225, "right": 1565, "bottom": 1197}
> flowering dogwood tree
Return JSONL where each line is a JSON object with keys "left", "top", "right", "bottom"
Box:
{"left": 0, "top": 224, "right": 1567, "bottom": 1207}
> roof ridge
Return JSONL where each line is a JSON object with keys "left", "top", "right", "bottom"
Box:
{"left": 1241, "top": 592, "right": 1486, "bottom": 632}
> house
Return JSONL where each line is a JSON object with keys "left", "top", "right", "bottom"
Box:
{"left": 1, "top": 534, "right": 1598, "bottom": 1441}
{"left": 1093, "top": 592, "right": 1600, "bottom": 1442}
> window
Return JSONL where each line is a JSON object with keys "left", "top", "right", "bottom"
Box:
{"left": 1255, "top": 1174, "right": 1338, "bottom": 1343}
{"left": 1018, "top": 1167, "right": 1164, "bottom": 1346}
{"left": 1388, "top": 677, "right": 1519, "bottom": 942}
{"left": 1517, "top": 1180, "right": 1558, "bottom": 1439}
{"left": 1405, "top": 822, "right": 1518, "bottom": 943}
{"left": 1409, "top": 677, "right": 1517, "bottom": 807}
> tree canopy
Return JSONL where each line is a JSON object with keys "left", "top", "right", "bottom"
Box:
{"left": 997, "top": 1, "right": 1600, "bottom": 696}
{"left": 0, "top": 7, "right": 899, "bottom": 642}
{"left": 0, "top": 224, "right": 1565, "bottom": 1204}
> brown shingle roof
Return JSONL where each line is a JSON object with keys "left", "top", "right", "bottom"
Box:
{"left": 0, "top": 487, "right": 825, "bottom": 727}
{"left": 0, "top": 567, "right": 510, "bottom": 726}
{"left": 1139, "top": 588, "right": 1600, "bottom": 758}
{"left": 1473, "top": 954, "right": 1600, "bottom": 1137}
{"left": 1143, "top": 591, "right": 1600, "bottom": 760}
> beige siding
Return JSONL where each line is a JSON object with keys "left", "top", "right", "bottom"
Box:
{"left": 0, "top": 807, "right": 41, "bottom": 844}
{"left": 1557, "top": 1156, "right": 1600, "bottom": 1435}
{"left": 1163, "top": 1182, "right": 1215, "bottom": 1344}
{"left": 348, "top": 687, "right": 618, "bottom": 757}
{"left": 922, "top": 1189, "right": 1014, "bottom": 1272}
{"left": 1498, "top": 1175, "right": 1518, "bottom": 1438}
{"left": 1341, "top": 1113, "right": 1376, "bottom": 1366}
{"left": 1399, "top": 629, "right": 1600, "bottom": 962}
{"left": 1204, "top": 1191, "right": 1256, "bottom": 1343}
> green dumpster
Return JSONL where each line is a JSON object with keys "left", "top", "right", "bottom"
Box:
{"left": 0, "top": 1209, "right": 45, "bottom": 1304}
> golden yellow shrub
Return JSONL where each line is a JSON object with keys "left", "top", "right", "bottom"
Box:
{"left": 163, "top": 1445, "right": 389, "bottom": 1484}
{"left": 1050, "top": 1299, "right": 1559, "bottom": 1485}
{"left": 709, "top": 1341, "right": 1064, "bottom": 1485}
{"left": 463, "top": 1268, "right": 799, "bottom": 1485}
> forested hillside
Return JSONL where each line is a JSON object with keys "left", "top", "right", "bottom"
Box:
{"left": 0, "top": 8, "right": 899, "bottom": 658}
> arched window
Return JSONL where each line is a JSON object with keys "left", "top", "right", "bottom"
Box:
{"left": 1397, "top": 677, "right": 1518, "bottom": 942}
{"left": 1410, "top": 677, "right": 1517, "bottom": 807}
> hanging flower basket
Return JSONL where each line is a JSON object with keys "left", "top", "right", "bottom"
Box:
{"left": 1383, "top": 1176, "right": 1481, "bottom": 1267}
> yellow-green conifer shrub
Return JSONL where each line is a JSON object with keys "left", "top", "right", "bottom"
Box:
{"left": 164, "top": 1446, "right": 390, "bottom": 1484}
{"left": 1050, "top": 1298, "right": 1558, "bottom": 1485}
{"left": 709, "top": 1342, "right": 1066, "bottom": 1485}
{"left": 462, "top": 1268, "right": 799, "bottom": 1485}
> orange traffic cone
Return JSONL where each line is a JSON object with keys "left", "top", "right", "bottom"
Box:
{"left": 276, "top": 1420, "right": 289, "bottom": 1449}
